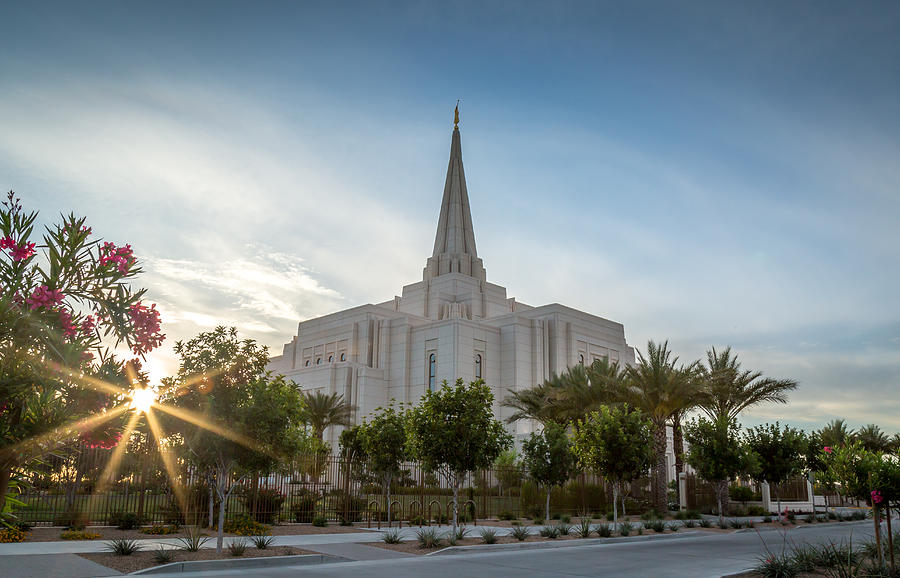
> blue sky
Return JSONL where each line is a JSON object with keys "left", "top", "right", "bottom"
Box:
{"left": 2, "top": 1, "right": 898, "bottom": 431}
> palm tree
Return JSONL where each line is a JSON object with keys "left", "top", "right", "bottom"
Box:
{"left": 620, "top": 340, "right": 700, "bottom": 513}
{"left": 892, "top": 433, "right": 900, "bottom": 453}
{"left": 300, "top": 391, "right": 354, "bottom": 440}
{"left": 554, "top": 358, "right": 626, "bottom": 422}
{"left": 697, "top": 347, "right": 798, "bottom": 421}
{"left": 856, "top": 424, "right": 891, "bottom": 453}
{"left": 816, "top": 419, "right": 856, "bottom": 449}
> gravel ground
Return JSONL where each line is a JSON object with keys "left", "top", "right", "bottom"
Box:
{"left": 24, "top": 523, "right": 367, "bottom": 542}
{"left": 78, "top": 545, "right": 314, "bottom": 573}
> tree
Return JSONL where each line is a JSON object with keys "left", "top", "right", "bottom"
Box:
{"left": 745, "top": 422, "right": 806, "bottom": 520}
{"left": 522, "top": 422, "right": 575, "bottom": 521}
{"left": 817, "top": 419, "right": 856, "bottom": 449}
{"left": 300, "top": 390, "right": 353, "bottom": 441}
{"left": 407, "top": 379, "right": 512, "bottom": 531}
{"left": 493, "top": 450, "right": 522, "bottom": 496}
{"left": 160, "top": 327, "right": 308, "bottom": 553}
{"left": 1, "top": 191, "right": 164, "bottom": 510}
{"left": 572, "top": 405, "right": 653, "bottom": 524}
{"left": 501, "top": 382, "right": 563, "bottom": 426}
{"left": 856, "top": 424, "right": 892, "bottom": 453}
{"left": 697, "top": 346, "right": 797, "bottom": 421}
{"left": 684, "top": 416, "right": 753, "bottom": 526}
{"left": 555, "top": 358, "right": 626, "bottom": 423}
{"left": 358, "top": 402, "right": 408, "bottom": 526}
{"left": 620, "top": 340, "right": 700, "bottom": 512}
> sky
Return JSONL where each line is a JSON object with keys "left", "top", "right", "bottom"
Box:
{"left": 1, "top": 1, "right": 898, "bottom": 432}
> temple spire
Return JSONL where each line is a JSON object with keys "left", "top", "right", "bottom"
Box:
{"left": 424, "top": 107, "right": 486, "bottom": 282}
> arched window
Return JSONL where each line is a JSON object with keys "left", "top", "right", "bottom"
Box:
{"left": 316, "top": 357, "right": 322, "bottom": 365}
{"left": 328, "top": 355, "right": 333, "bottom": 363}
{"left": 305, "top": 360, "right": 310, "bottom": 367}
{"left": 340, "top": 352, "right": 346, "bottom": 362}
{"left": 428, "top": 353, "right": 436, "bottom": 391}
{"left": 475, "top": 354, "right": 482, "bottom": 379}
{"left": 578, "top": 354, "right": 584, "bottom": 365}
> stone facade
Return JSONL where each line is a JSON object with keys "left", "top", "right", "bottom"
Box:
{"left": 268, "top": 119, "right": 635, "bottom": 447}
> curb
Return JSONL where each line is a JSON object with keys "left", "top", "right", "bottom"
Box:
{"left": 426, "top": 530, "right": 702, "bottom": 556}
{"left": 130, "top": 553, "right": 347, "bottom": 574}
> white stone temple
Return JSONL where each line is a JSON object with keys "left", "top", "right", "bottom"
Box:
{"left": 269, "top": 112, "right": 635, "bottom": 446}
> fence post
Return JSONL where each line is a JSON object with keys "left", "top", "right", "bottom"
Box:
{"left": 761, "top": 482, "right": 772, "bottom": 513}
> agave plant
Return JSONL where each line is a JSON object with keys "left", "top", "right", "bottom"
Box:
{"left": 382, "top": 528, "right": 402, "bottom": 544}
{"left": 510, "top": 525, "right": 530, "bottom": 541}
{"left": 106, "top": 538, "right": 142, "bottom": 556}
{"left": 251, "top": 535, "right": 276, "bottom": 550}
{"left": 416, "top": 527, "right": 442, "bottom": 549}
{"left": 479, "top": 528, "right": 498, "bottom": 544}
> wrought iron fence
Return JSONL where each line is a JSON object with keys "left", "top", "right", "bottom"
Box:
{"left": 12, "top": 443, "right": 656, "bottom": 527}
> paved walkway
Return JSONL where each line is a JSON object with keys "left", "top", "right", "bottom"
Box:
{"left": 0, "top": 552, "right": 122, "bottom": 578}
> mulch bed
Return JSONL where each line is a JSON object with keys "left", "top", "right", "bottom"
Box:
{"left": 79, "top": 545, "right": 315, "bottom": 573}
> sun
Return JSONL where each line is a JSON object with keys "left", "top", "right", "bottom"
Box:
{"left": 129, "top": 387, "right": 156, "bottom": 413}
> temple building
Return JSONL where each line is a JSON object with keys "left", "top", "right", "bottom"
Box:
{"left": 268, "top": 111, "right": 635, "bottom": 446}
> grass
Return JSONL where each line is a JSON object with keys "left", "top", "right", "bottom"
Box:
{"left": 416, "top": 527, "right": 442, "bottom": 549}
{"left": 479, "top": 528, "right": 498, "bottom": 544}
{"left": 382, "top": 528, "right": 402, "bottom": 544}
{"left": 510, "top": 525, "right": 530, "bottom": 541}
{"left": 106, "top": 538, "right": 143, "bottom": 556}
{"left": 228, "top": 538, "right": 247, "bottom": 556}
{"left": 251, "top": 535, "right": 276, "bottom": 549}
{"left": 175, "top": 527, "right": 210, "bottom": 552}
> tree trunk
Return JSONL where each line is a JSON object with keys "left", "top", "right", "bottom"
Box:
{"left": 385, "top": 474, "right": 392, "bottom": 528}
{"left": 653, "top": 422, "right": 668, "bottom": 513}
{"left": 0, "top": 465, "right": 12, "bottom": 510}
{"left": 612, "top": 483, "right": 618, "bottom": 525}
{"left": 207, "top": 473, "right": 215, "bottom": 529}
{"left": 621, "top": 492, "right": 627, "bottom": 517}
{"left": 216, "top": 471, "right": 227, "bottom": 555}
{"left": 545, "top": 487, "right": 551, "bottom": 522}
{"left": 717, "top": 480, "right": 727, "bottom": 527}
{"left": 874, "top": 504, "right": 884, "bottom": 568}
{"left": 672, "top": 414, "right": 684, "bottom": 503}
{"left": 250, "top": 473, "right": 260, "bottom": 522}
{"left": 452, "top": 476, "right": 460, "bottom": 532}
{"left": 886, "top": 505, "right": 894, "bottom": 571}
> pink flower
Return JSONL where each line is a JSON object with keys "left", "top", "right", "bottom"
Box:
{"left": 871, "top": 490, "right": 883, "bottom": 504}
{"left": 26, "top": 285, "right": 65, "bottom": 310}
{"left": 128, "top": 301, "right": 164, "bottom": 354}
{"left": 99, "top": 242, "right": 135, "bottom": 274}
{"left": 1, "top": 236, "right": 36, "bottom": 261}
{"left": 0, "top": 236, "right": 15, "bottom": 250}
{"left": 58, "top": 308, "right": 78, "bottom": 338}
{"left": 823, "top": 446, "right": 833, "bottom": 454}
{"left": 80, "top": 315, "right": 96, "bottom": 336}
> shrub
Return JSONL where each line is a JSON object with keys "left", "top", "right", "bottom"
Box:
{"left": 755, "top": 552, "right": 798, "bottom": 578}
{"left": 251, "top": 535, "right": 276, "bottom": 549}
{"left": 290, "top": 491, "right": 317, "bottom": 523}
{"left": 14, "top": 521, "right": 32, "bottom": 532}
{"left": 432, "top": 513, "right": 449, "bottom": 525}
{"left": 560, "top": 514, "right": 572, "bottom": 524}
{"left": 224, "top": 513, "right": 271, "bottom": 536}
{"left": 312, "top": 516, "right": 328, "bottom": 528}
{"left": 109, "top": 512, "right": 141, "bottom": 530}
{"left": 498, "top": 510, "right": 515, "bottom": 521}
{"left": 416, "top": 527, "right": 442, "bottom": 549}
{"left": 763, "top": 516, "right": 773, "bottom": 523}
{"left": 675, "top": 509, "right": 702, "bottom": 520}
{"left": 152, "top": 547, "right": 174, "bottom": 564}
{"left": 747, "top": 505, "right": 768, "bottom": 516}
{"left": 649, "top": 520, "right": 666, "bottom": 533}
{"left": 332, "top": 492, "right": 366, "bottom": 523}
{"left": 551, "top": 512, "right": 561, "bottom": 520}
{"left": 557, "top": 523, "right": 572, "bottom": 536}
{"left": 140, "top": 524, "right": 179, "bottom": 535}
{"left": 683, "top": 519, "right": 697, "bottom": 528}
{"left": 241, "top": 488, "right": 286, "bottom": 524}
{"left": 532, "top": 516, "right": 545, "bottom": 525}
{"left": 605, "top": 512, "right": 614, "bottom": 521}
{"left": 56, "top": 510, "right": 90, "bottom": 530}
{"left": 511, "top": 525, "right": 530, "bottom": 541}
{"left": 699, "top": 519, "right": 712, "bottom": 528}
{"left": 480, "top": 528, "right": 498, "bottom": 544}
{"left": 803, "top": 514, "right": 815, "bottom": 524}
{"left": 61, "top": 530, "right": 101, "bottom": 540}
{"left": 0, "top": 528, "right": 26, "bottom": 543}
{"left": 729, "top": 485, "right": 756, "bottom": 506}
{"left": 577, "top": 519, "right": 593, "bottom": 538}
{"left": 619, "top": 521, "right": 633, "bottom": 536}
{"left": 176, "top": 528, "right": 210, "bottom": 551}
{"left": 228, "top": 538, "right": 247, "bottom": 556}
{"left": 106, "top": 538, "right": 142, "bottom": 556}
{"left": 597, "top": 523, "right": 612, "bottom": 538}
{"left": 540, "top": 525, "right": 560, "bottom": 539}
{"left": 667, "top": 522, "right": 679, "bottom": 532}
{"left": 382, "top": 528, "right": 402, "bottom": 544}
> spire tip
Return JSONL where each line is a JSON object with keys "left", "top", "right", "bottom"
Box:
{"left": 454, "top": 100, "right": 459, "bottom": 129}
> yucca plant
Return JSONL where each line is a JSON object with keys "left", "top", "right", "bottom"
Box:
{"left": 755, "top": 552, "right": 799, "bottom": 578}
{"left": 416, "top": 527, "right": 442, "bottom": 549}
{"left": 106, "top": 538, "right": 143, "bottom": 556}
{"left": 540, "top": 525, "right": 560, "bottom": 539}
{"left": 619, "top": 521, "right": 633, "bottom": 536}
{"left": 557, "top": 523, "right": 572, "bottom": 536}
{"left": 152, "top": 547, "right": 174, "bottom": 565}
{"left": 649, "top": 520, "right": 666, "bottom": 533}
{"left": 228, "top": 538, "right": 247, "bottom": 557}
{"left": 479, "top": 528, "right": 498, "bottom": 544}
{"left": 176, "top": 527, "right": 210, "bottom": 552}
{"left": 382, "top": 528, "right": 402, "bottom": 544}
{"left": 699, "top": 519, "right": 712, "bottom": 528}
{"left": 597, "top": 523, "right": 613, "bottom": 538}
{"left": 510, "top": 525, "right": 530, "bottom": 541}
{"left": 251, "top": 535, "right": 276, "bottom": 549}
{"left": 577, "top": 519, "right": 593, "bottom": 538}
{"left": 454, "top": 526, "right": 470, "bottom": 541}
{"left": 667, "top": 522, "right": 679, "bottom": 532}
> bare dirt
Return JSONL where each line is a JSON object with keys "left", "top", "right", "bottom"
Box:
{"left": 79, "top": 545, "right": 315, "bottom": 573}
{"left": 25, "top": 522, "right": 367, "bottom": 542}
